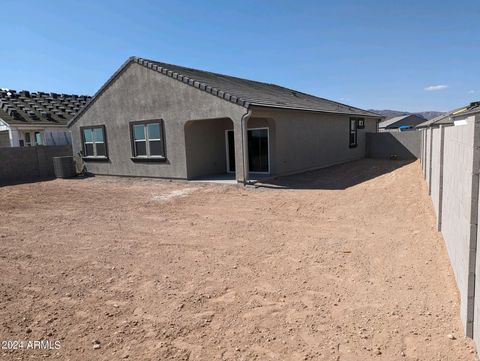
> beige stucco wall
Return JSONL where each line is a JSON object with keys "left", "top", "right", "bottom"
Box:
{"left": 184, "top": 118, "right": 233, "bottom": 179}
{"left": 250, "top": 107, "right": 378, "bottom": 176}
{"left": 70, "top": 61, "right": 379, "bottom": 180}
{"left": 69, "top": 62, "right": 247, "bottom": 179}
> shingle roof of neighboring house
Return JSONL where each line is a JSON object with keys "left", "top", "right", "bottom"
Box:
{"left": 69, "top": 56, "right": 382, "bottom": 126}
{"left": 379, "top": 114, "right": 409, "bottom": 128}
{"left": 453, "top": 101, "right": 480, "bottom": 117}
{"left": 416, "top": 113, "right": 452, "bottom": 128}
{"left": 416, "top": 102, "right": 480, "bottom": 128}
{"left": 379, "top": 114, "right": 426, "bottom": 129}
{"left": 0, "top": 89, "right": 91, "bottom": 127}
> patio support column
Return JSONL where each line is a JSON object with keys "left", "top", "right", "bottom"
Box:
{"left": 233, "top": 110, "right": 251, "bottom": 185}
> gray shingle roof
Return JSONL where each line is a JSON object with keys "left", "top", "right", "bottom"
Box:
{"left": 142, "top": 58, "right": 381, "bottom": 117}
{"left": 379, "top": 115, "right": 410, "bottom": 128}
{"left": 416, "top": 113, "right": 452, "bottom": 128}
{"left": 416, "top": 102, "right": 480, "bottom": 128}
{"left": 379, "top": 114, "right": 426, "bottom": 129}
{"left": 0, "top": 89, "right": 90, "bottom": 126}
{"left": 454, "top": 101, "right": 480, "bottom": 117}
{"left": 69, "top": 56, "right": 382, "bottom": 126}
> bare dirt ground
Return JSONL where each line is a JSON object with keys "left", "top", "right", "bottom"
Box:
{"left": 0, "top": 159, "right": 477, "bottom": 360}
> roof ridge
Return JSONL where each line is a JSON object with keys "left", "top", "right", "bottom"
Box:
{"left": 137, "top": 57, "right": 382, "bottom": 117}
{"left": 0, "top": 88, "right": 90, "bottom": 98}
{"left": 69, "top": 56, "right": 382, "bottom": 127}
{"left": 0, "top": 87, "right": 91, "bottom": 126}
{"left": 140, "top": 57, "right": 279, "bottom": 87}
{"left": 134, "top": 57, "right": 250, "bottom": 108}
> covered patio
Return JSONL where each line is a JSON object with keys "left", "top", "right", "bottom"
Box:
{"left": 184, "top": 116, "right": 273, "bottom": 183}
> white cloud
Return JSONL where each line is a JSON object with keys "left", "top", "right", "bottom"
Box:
{"left": 468, "top": 90, "right": 475, "bottom": 94}
{"left": 424, "top": 84, "right": 448, "bottom": 91}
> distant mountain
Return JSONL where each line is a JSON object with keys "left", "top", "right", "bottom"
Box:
{"left": 369, "top": 109, "right": 445, "bottom": 120}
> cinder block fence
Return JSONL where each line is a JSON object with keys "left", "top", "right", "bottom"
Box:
{"left": 420, "top": 115, "right": 480, "bottom": 347}
{"left": 0, "top": 145, "right": 72, "bottom": 184}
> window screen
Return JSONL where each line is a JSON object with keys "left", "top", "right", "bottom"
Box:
{"left": 130, "top": 120, "right": 165, "bottom": 158}
{"left": 81, "top": 126, "right": 107, "bottom": 158}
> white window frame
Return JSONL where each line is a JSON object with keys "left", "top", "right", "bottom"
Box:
{"left": 34, "top": 131, "right": 44, "bottom": 146}
{"left": 24, "top": 132, "right": 32, "bottom": 146}
{"left": 131, "top": 121, "right": 165, "bottom": 159}
{"left": 349, "top": 118, "right": 358, "bottom": 148}
{"left": 81, "top": 126, "right": 107, "bottom": 159}
{"left": 132, "top": 124, "right": 147, "bottom": 157}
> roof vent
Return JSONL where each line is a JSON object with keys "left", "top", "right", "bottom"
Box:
{"left": 468, "top": 101, "right": 480, "bottom": 109}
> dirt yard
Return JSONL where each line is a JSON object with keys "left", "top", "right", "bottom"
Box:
{"left": 0, "top": 159, "right": 476, "bottom": 360}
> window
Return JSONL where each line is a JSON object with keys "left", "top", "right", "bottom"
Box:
{"left": 24, "top": 132, "right": 32, "bottom": 147}
{"left": 34, "top": 132, "right": 43, "bottom": 145}
{"left": 81, "top": 126, "right": 108, "bottom": 158}
{"left": 130, "top": 120, "right": 165, "bottom": 159}
{"left": 349, "top": 118, "right": 358, "bottom": 147}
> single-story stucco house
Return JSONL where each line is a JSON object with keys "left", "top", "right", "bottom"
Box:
{"left": 68, "top": 57, "right": 383, "bottom": 183}
{"left": 0, "top": 89, "right": 90, "bottom": 147}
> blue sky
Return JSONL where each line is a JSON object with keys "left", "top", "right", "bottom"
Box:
{"left": 0, "top": 0, "right": 478, "bottom": 112}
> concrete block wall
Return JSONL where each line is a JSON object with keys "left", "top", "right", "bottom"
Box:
{"left": 0, "top": 145, "right": 72, "bottom": 184}
{"left": 419, "top": 129, "right": 424, "bottom": 170}
{"left": 441, "top": 120, "right": 477, "bottom": 334}
{"left": 430, "top": 127, "right": 443, "bottom": 220}
{"left": 366, "top": 131, "right": 421, "bottom": 160}
{"left": 475, "top": 173, "right": 480, "bottom": 346}
{"left": 422, "top": 129, "right": 428, "bottom": 177}
{"left": 425, "top": 128, "right": 432, "bottom": 190}
{"left": 419, "top": 116, "right": 480, "bottom": 341}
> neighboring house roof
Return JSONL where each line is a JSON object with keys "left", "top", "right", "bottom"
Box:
{"left": 416, "top": 113, "right": 452, "bottom": 128}
{"left": 379, "top": 114, "right": 409, "bottom": 128}
{"left": 452, "top": 101, "right": 480, "bottom": 118}
{"left": 416, "top": 101, "right": 480, "bottom": 128}
{"left": 379, "top": 114, "right": 426, "bottom": 129}
{"left": 0, "top": 89, "right": 90, "bottom": 127}
{"left": 68, "top": 56, "right": 382, "bottom": 127}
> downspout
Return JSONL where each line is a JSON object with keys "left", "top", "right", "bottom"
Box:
{"left": 240, "top": 109, "right": 252, "bottom": 185}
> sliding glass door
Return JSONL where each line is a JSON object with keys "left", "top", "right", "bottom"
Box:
{"left": 226, "top": 130, "right": 236, "bottom": 173}
{"left": 225, "top": 128, "right": 270, "bottom": 174}
{"left": 248, "top": 128, "right": 269, "bottom": 173}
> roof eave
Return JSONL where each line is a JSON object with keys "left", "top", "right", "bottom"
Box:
{"left": 452, "top": 109, "right": 480, "bottom": 118}
{"left": 68, "top": 57, "right": 137, "bottom": 128}
{"left": 8, "top": 123, "right": 68, "bottom": 128}
{"left": 67, "top": 55, "right": 384, "bottom": 126}
{"left": 249, "top": 103, "right": 383, "bottom": 118}
{"left": 68, "top": 56, "right": 252, "bottom": 127}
